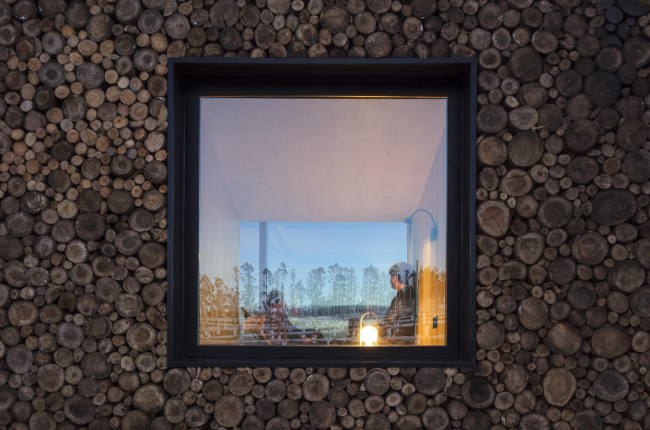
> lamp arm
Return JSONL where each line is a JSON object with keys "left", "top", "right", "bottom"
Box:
{"left": 406, "top": 209, "right": 436, "bottom": 230}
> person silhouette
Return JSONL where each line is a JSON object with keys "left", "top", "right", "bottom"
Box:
{"left": 381, "top": 262, "right": 416, "bottom": 344}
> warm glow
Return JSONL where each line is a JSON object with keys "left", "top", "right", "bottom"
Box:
{"left": 360, "top": 325, "right": 378, "bottom": 346}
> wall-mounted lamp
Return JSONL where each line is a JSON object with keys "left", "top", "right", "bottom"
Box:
{"left": 405, "top": 209, "right": 437, "bottom": 241}
{"left": 359, "top": 312, "right": 379, "bottom": 346}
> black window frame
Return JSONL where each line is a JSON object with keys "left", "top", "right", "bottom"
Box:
{"left": 167, "top": 58, "right": 477, "bottom": 367}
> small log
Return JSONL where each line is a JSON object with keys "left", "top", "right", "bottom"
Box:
{"left": 108, "top": 190, "right": 136, "bottom": 215}
{"left": 115, "top": 0, "right": 142, "bottom": 25}
{"left": 364, "top": 369, "right": 391, "bottom": 395}
{"left": 547, "top": 321, "right": 581, "bottom": 355}
{"left": 83, "top": 315, "right": 112, "bottom": 339}
{"left": 303, "top": 374, "right": 329, "bottom": 401}
{"left": 518, "top": 297, "right": 548, "bottom": 330}
{"left": 76, "top": 63, "right": 104, "bottom": 89}
{"left": 126, "top": 322, "right": 158, "bottom": 352}
{"left": 210, "top": 0, "right": 239, "bottom": 28}
{"left": 591, "top": 190, "right": 637, "bottom": 225}
{"left": 163, "top": 369, "right": 191, "bottom": 395}
{"left": 501, "top": 170, "right": 532, "bottom": 197}
{"left": 537, "top": 196, "right": 572, "bottom": 228}
{"left": 38, "top": 62, "right": 66, "bottom": 88}
{"left": 542, "top": 368, "right": 576, "bottom": 407}
{"left": 476, "top": 320, "right": 505, "bottom": 350}
{"left": 631, "top": 286, "right": 650, "bottom": 317}
{"left": 309, "top": 401, "right": 336, "bottom": 429}
{"left": 86, "top": 14, "right": 113, "bottom": 42}
{"left": 214, "top": 395, "right": 245, "bottom": 427}
{"left": 133, "top": 384, "right": 166, "bottom": 414}
{"left": 554, "top": 69, "right": 582, "bottom": 97}
{"left": 138, "top": 10, "right": 163, "bottom": 34}
{"left": 75, "top": 213, "right": 106, "bottom": 241}
{"left": 591, "top": 324, "right": 630, "bottom": 359}
{"left": 571, "top": 232, "right": 608, "bottom": 265}
{"left": 565, "top": 119, "right": 598, "bottom": 153}
{"left": 616, "top": 119, "right": 647, "bottom": 151}
{"left": 477, "top": 201, "right": 511, "bottom": 238}
{"left": 566, "top": 156, "right": 599, "bottom": 185}
{"left": 6, "top": 344, "right": 33, "bottom": 374}
{"left": 610, "top": 260, "right": 645, "bottom": 293}
{"left": 514, "top": 232, "right": 543, "bottom": 265}
{"left": 478, "top": 136, "right": 507, "bottom": 166}
{"left": 255, "top": 398, "right": 275, "bottom": 420}
{"left": 623, "top": 149, "right": 650, "bottom": 183}
{"left": 593, "top": 369, "right": 629, "bottom": 401}
{"left": 202, "top": 380, "right": 223, "bottom": 401}
{"left": 476, "top": 105, "right": 507, "bottom": 134}
{"left": 64, "top": 395, "right": 96, "bottom": 425}
{"left": 164, "top": 13, "right": 190, "bottom": 40}
{"left": 81, "top": 352, "right": 112, "bottom": 379}
{"left": 583, "top": 71, "right": 621, "bottom": 108}
{"left": 567, "top": 281, "right": 596, "bottom": 310}
{"left": 508, "top": 131, "right": 544, "bottom": 167}
{"left": 138, "top": 242, "right": 166, "bottom": 269}
{"left": 56, "top": 322, "right": 84, "bottom": 349}
{"left": 509, "top": 47, "right": 542, "bottom": 83}
{"left": 365, "top": 32, "right": 391, "bottom": 58}
{"left": 461, "top": 378, "right": 495, "bottom": 409}
{"left": 228, "top": 371, "right": 254, "bottom": 396}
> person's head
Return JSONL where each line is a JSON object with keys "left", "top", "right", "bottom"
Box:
{"left": 389, "top": 262, "right": 412, "bottom": 291}
{"left": 267, "top": 289, "right": 283, "bottom": 308}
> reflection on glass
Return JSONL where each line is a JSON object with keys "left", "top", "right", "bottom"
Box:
{"left": 198, "top": 97, "right": 447, "bottom": 346}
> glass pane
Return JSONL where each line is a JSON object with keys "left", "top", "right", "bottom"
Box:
{"left": 198, "top": 97, "right": 447, "bottom": 346}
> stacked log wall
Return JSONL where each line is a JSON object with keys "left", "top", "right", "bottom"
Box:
{"left": 0, "top": 0, "right": 649, "bottom": 428}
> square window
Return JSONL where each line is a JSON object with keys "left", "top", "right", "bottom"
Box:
{"left": 168, "top": 60, "right": 476, "bottom": 366}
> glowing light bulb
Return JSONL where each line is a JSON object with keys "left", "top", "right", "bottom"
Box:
{"left": 360, "top": 325, "right": 377, "bottom": 346}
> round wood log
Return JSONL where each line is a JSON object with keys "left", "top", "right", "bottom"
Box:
{"left": 133, "top": 384, "right": 166, "bottom": 414}
{"left": 202, "top": 380, "right": 223, "bottom": 401}
{"left": 214, "top": 395, "right": 245, "bottom": 427}
{"left": 583, "top": 71, "right": 621, "bottom": 108}
{"left": 462, "top": 410, "right": 491, "bottom": 430}
{"left": 461, "top": 378, "right": 495, "bottom": 409}
{"left": 509, "top": 47, "right": 543, "bottom": 83}
{"left": 518, "top": 297, "right": 548, "bottom": 330}
{"left": 228, "top": 371, "right": 254, "bottom": 395}
{"left": 508, "top": 131, "right": 544, "bottom": 167}
{"left": 309, "top": 401, "right": 336, "bottom": 429}
{"left": 126, "top": 322, "right": 158, "bottom": 352}
{"left": 623, "top": 149, "right": 650, "bottom": 183}
{"left": 64, "top": 395, "right": 95, "bottom": 425}
{"left": 566, "top": 156, "right": 599, "bottom": 185}
{"left": 631, "top": 286, "right": 650, "bottom": 317}
{"left": 478, "top": 137, "right": 507, "bottom": 166}
{"left": 610, "top": 260, "right": 645, "bottom": 293}
{"left": 115, "top": 0, "right": 142, "bottom": 25}
{"left": 501, "top": 170, "right": 533, "bottom": 197}
{"left": 593, "top": 369, "right": 629, "bottom": 401}
{"left": 0, "top": 236, "right": 24, "bottom": 260}
{"left": 83, "top": 315, "right": 112, "bottom": 339}
{"left": 163, "top": 369, "right": 191, "bottom": 395}
{"left": 76, "top": 62, "right": 104, "bottom": 89}
{"left": 538, "top": 196, "right": 572, "bottom": 228}
{"left": 421, "top": 407, "right": 449, "bottom": 430}
{"left": 365, "top": 32, "right": 391, "bottom": 58}
{"left": 303, "top": 374, "right": 329, "bottom": 401}
{"left": 86, "top": 14, "right": 113, "bottom": 42}
{"left": 413, "top": 368, "right": 445, "bottom": 395}
{"left": 500, "top": 364, "right": 528, "bottom": 394}
{"left": 567, "top": 281, "right": 596, "bottom": 310}
{"left": 591, "top": 324, "right": 630, "bottom": 358}
{"left": 514, "top": 232, "right": 544, "bottom": 265}
{"left": 81, "top": 352, "right": 112, "bottom": 379}
{"left": 547, "top": 321, "right": 582, "bottom": 355}
{"left": 565, "top": 119, "right": 598, "bottom": 153}
{"left": 591, "top": 190, "right": 637, "bottom": 225}
{"left": 542, "top": 368, "right": 576, "bottom": 406}
{"left": 571, "top": 232, "right": 608, "bottom": 265}
{"left": 38, "top": 62, "right": 65, "bottom": 88}
{"left": 6, "top": 344, "right": 33, "bottom": 374}
{"left": 476, "top": 105, "right": 507, "bottom": 134}
{"left": 366, "top": 413, "right": 391, "bottom": 430}
{"left": 364, "top": 369, "right": 391, "bottom": 395}
{"left": 477, "top": 201, "right": 511, "bottom": 238}
{"left": 476, "top": 320, "right": 505, "bottom": 350}
{"left": 616, "top": 119, "right": 647, "bottom": 151}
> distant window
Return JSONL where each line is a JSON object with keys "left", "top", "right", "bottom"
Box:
{"left": 168, "top": 59, "right": 476, "bottom": 366}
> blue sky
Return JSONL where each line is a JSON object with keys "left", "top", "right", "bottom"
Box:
{"left": 240, "top": 221, "right": 407, "bottom": 279}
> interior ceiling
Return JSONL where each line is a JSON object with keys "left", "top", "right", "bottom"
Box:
{"left": 200, "top": 97, "right": 447, "bottom": 222}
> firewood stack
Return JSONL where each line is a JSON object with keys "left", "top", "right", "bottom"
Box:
{"left": 0, "top": 0, "right": 649, "bottom": 428}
